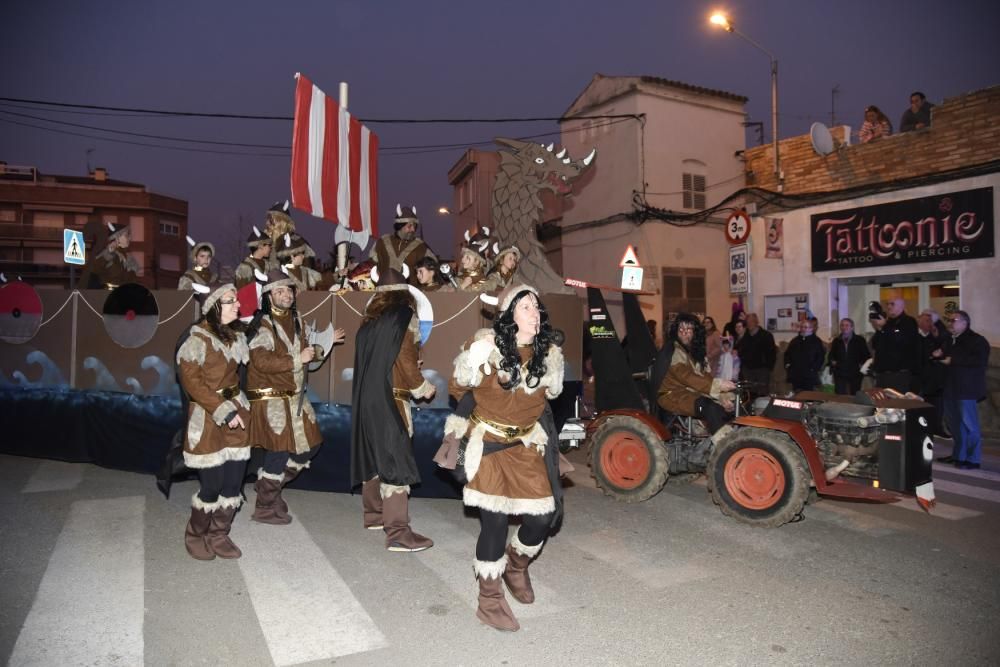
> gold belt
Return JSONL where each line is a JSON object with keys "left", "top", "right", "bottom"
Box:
{"left": 246, "top": 387, "right": 296, "bottom": 401}
{"left": 392, "top": 388, "right": 413, "bottom": 401}
{"left": 216, "top": 384, "right": 240, "bottom": 400}
{"left": 470, "top": 411, "right": 533, "bottom": 443}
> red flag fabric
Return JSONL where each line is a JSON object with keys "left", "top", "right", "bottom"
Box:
{"left": 291, "top": 74, "right": 378, "bottom": 244}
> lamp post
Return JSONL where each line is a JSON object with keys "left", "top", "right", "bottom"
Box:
{"left": 710, "top": 12, "right": 780, "bottom": 183}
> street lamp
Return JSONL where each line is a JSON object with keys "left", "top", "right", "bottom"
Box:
{"left": 710, "top": 11, "right": 781, "bottom": 183}
{"left": 437, "top": 206, "right": 451, "bottom": 215}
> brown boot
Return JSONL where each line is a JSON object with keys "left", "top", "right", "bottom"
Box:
{"left": 184, "top": 495, "right": 215, "bottom": 561}
{"left": 503, "top": 533, "right": 543, "bottom": 604}
{"left": 362, "top": 477, "right": 383, "bottom": 530}
{"left": 277, "top": 460, "right": 309, "bottom": 517}
{"left": 206, "top": 497, "right": 242, "bottom": 559}
{"left": 475, "top": 558, "right": 519, "bottom": 632}
{"left": 252, "top": 474, "right": 292, "bottom": 525}
{"left": 382, "top": 487, "right": 433, "bottom": 552}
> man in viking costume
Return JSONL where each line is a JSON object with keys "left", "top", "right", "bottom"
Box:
{"left": 245, "top": 270, "right": 342, "bottom": 524}
{"left": 445, "top": 283, "right": 566, "bottom": 631}
{"left": 350, "top": 266, "right": 436, "bottom": 552}
{"left": 177, "top": 237, "right": 217, "bottom": 290}
{"left": 234, "top": 227, "right": 272, "bottom": 289}
{"left": 80, "top": 221, "right": 139, "bottom": 289}
{"left": 274, "top": 232, "right": 323, "bottom": 291}
{"left": 176, "top": 282, "right": 251, "bottom": 560}
{"left": 369, "top": 204, "right": 436, "bottom": 279}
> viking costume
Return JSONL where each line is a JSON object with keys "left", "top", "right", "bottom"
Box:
{"left": 351, "top": 267, "right": 436, "bottom": 552}
{"left": 177, "top": 239, "right": 217, "bottom": 291}
{"left": 80, "top": 222, "right": 138, "bottom": 289}
{"left": 482, "top": 244, "right": 521, "bottom": 292}
{"left": 369, "top": 204, "right": 436, "bottom": 279}
{"left": 275, "top": 232, "right": 323, "bottom": 291}
{"left": 455, "top": 228, "right": 494, "bottom": 292}
{"left": 445, "top": 283, "right": 564, "bottom": 631}
{"left": 234, "top": 227, "right": 272, "bottom": 289}
{"left": 245, "top": 270, "right": 324, "bottom": 524}
{"left": 263, "top": 200, "right": 296, "bottom": 272}
{"left": 176, "top": 282, "right": 251, "bottom": 560}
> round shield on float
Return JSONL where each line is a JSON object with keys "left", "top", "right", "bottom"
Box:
{"left": 0, "top": 281, "right": 44, "bottom": 344}
{"left": 103, "top": 283, "right": 159, "bottom": 348}
{"left": 407, "top": 285, "right": 434, "bottom": 345}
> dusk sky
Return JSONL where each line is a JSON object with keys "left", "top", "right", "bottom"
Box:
{"left": 3, "top": 0, "right": 998, "bottom": 266}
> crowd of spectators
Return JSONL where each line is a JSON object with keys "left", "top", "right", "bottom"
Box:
{"left": 857, "top": 91, "right": 934, "bottom": 144}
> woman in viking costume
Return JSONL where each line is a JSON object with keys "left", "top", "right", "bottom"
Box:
{"left": 275, "top": 232, "right": 323, "bottom": 291}
{"left": 445, "top": 283, "right": 565, "bottom": 631}
{"left": 176, "top": 282, "right": 251, "bottom": 560}
{"left": 455, "top": 228, "right": 493, "bottom": 292}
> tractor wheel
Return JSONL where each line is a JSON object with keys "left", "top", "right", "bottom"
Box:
{"left": 589, "top": 415, "right": 669, "bottom": 503}
{"left": 706, "top": 427, "right": 809, "bottom": 527}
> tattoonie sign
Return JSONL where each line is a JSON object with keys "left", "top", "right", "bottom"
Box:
{"left": 810, "top": 187, "right": 994, "bottom": 272}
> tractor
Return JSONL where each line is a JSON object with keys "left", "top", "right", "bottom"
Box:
{"left": 579, "top": 285, "right": 936, "bottom": 527}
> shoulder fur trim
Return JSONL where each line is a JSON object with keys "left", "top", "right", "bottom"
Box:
{"left": 249, "top": 326, "right": 275, "bottom": 352}
{"left": 473, "top": 555, "right": 508, "bottom": 580}
{"left": 177, "top": 334, "right": 207, "bottom": 365}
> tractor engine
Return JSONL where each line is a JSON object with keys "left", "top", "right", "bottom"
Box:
{"left": 802, "top": 402, "right": 897, "bottom": 480}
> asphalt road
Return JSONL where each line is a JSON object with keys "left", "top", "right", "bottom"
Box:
{"left": 1, "top": 439, "right": 998, "bottom": 666}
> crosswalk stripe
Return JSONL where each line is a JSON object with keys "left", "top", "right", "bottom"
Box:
{"left": 934, "top": 466, "right": 1000, "bottom": 483}
{"left": 10, "top": 496, "right": 145, "bottom": 666}
{"left": 21, "top": 460, "right": 84, "bottom": 493}
{"left": 931, "top": 478, "right": 1000, "bottom": 504}
{"left": 567, "top": 528, "right": 715, "bottom": 588}
{"left": 417, "top": 505, "right": 567, "bottom": 619}
{"left": 232, "top": 503, "right": 388, "bottom": 665}
{"left": 889, "top": 497, "right": 982, "bottom": 520}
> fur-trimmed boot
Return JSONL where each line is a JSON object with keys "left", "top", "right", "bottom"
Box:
{"left": 503, "top": 531, "right": 543, "bottom": 604}
{"left": 252, "top": 471, "right": 292, "bottom": 525}
{"left": 475, "top": 557, "right": 519, "bottom": 632}
{"left": 276, "top": 459, "right": 309, "bottom": 517}
{"left": 381, "top": 485, "right": 433, "bottom": 552}
{"left": 362, "top": 476, "right": 383, "bottom": 530}
{"left": 184, "top": 494, "right": 216, "bottom": 561}
{"left": 207, "top": 496, "right": 243, "bottom": 559}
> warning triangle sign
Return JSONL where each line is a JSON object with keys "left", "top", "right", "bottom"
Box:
{"left": 619, "top": 245, "right": 640, "bottom": 268}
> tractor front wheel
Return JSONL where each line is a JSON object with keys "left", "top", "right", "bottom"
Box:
{"left": 706, "top": 427, "right": 809, "bottom": 527}
{"left": 589, "top": 415, "right": 669, "bottom": 503}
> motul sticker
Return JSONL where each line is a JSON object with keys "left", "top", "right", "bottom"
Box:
{"left": 772, "top": 399, "right": 801, "bottom": 409}
{"left": 884, "top": 434, "right": 902, "bottom": 441}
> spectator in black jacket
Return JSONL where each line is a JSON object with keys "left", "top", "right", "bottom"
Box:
{"left": 934, "top": 311, "right": 990, "bottom": 469}
{"left": 737, "top": 313, "right": 777, "bottom": 398}
{"left": 871, "top": 297, "right": 921, "bottom": 392}
{"left": 917, "top": 312, "right": 947, "bottom": 436}
{"left": 828, "top": 318, "right": 871, "bottom": 395}
{"left": 900, "top": 92, "right": 934, "bottom": 132}
{"left": 785, "top": 320, "right": 826, "bottom": 392}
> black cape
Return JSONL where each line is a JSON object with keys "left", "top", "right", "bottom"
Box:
{"left": 350, "top": 305, "right": 422, "bottom": 488}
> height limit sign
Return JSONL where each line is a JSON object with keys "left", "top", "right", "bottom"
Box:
{"left": 729, "top": 243, "right": 750, "bottom": 295}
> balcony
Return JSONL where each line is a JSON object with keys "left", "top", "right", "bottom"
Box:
{"left": 0, "top": 224, "right": 64, "bottom": 241}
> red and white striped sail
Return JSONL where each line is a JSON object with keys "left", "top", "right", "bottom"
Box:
{"left": 291, "top": 73, "right": 378, "bottom": 247}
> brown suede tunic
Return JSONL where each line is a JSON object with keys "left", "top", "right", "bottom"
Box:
{"left": 370, "top": 234, "right": 435, "bottom": 280}
{"left": 234, "top": 256, "right": 268, "bottom": 289}
{"left": 393, "top": 328, "right": 435, "bottom": 433}
{"left": 656, "top": 345, "right": 723, "bottom": 416}
{"left": 246, "top": 311, "right": 322, "bottom": 454}
{"left": 176, "top": 324, "right": 251, "bottom": 467}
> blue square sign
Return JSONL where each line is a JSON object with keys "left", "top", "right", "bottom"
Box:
{"left": 64, "top": 229, "right": 86, "bottom": 265}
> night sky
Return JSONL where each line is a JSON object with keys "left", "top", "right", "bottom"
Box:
{"left": 2, "top": 0, "right": 998, "bottom": 267}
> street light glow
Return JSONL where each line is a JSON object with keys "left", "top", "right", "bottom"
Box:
{"left": 709, "top": 12, "right": 732, "bottom": 31}
{"left": 437, "top": 206, "right": 451, "bottom": 215}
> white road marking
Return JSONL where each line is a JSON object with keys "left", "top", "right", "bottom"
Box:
{"left": 21, "top": 460, "right": 84, "bottom": 493}
{"left": 418, "top": 506, "right": 567, "bottom": 619}
{"left": 934, "top": 466, "right": 1000, "bottom": 483}
{"left": 889, "top": 497, "right": 982, "bottom": 520}
{"left": 10, "top": 496, "right": 145, "bottom": 666}
{"left": 932, "top": 478, "right": 1000, "bottom": 504}
{"left": 232, "top": 505, "right": 387, "bottom": 665}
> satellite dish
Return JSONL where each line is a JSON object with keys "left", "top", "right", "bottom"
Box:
{"left": 810, "top": 122, "right": 835, "bottom": 156}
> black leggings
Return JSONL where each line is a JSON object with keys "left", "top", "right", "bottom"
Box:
{"left": 694, "top": 396, "right": 731, "bottom": 435}
{"left": 476, "top": 509, "right": 554, "bottom": 562}
{"left": 197, "top": 460, "right": 247, "bottom": 503}
{"left": 261, "top": 446, "right": 320, "bottom": 476}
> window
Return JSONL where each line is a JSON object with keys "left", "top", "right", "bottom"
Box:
{"left": 159, "top": 220, "right": 180, "bottom": 236}
{"left": 682, "top": 173, "right": 706, "bottom": 210}
{"left": 159, "top": 253, "right": 180, "bottom": 271}
{"left": 129, "top": 216, "right": 145, "bottom": 242}
{"left": 662, "top": 268, "right": 707, "bottom": 322}
{"left": 0, "top": 210, "right": 16, "bottom": 222}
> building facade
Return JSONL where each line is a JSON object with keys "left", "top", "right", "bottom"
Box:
{"left": 0, "top": 163, "right": 189, "bottom": 289}
{"left": 556, "top": 74, "right": 749, "bottom": 335}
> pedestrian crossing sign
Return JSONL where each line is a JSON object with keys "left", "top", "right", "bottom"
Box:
{"left": 64, "top": 229, "right": 86, "bottom": 265}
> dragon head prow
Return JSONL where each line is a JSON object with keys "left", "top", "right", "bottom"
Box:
{"left": 495, "top": 137, "right": 596, "bottom": 195}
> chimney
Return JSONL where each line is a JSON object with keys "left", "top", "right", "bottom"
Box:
{"left": 92, "top": 167, "right": 108, "bottom": 182}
